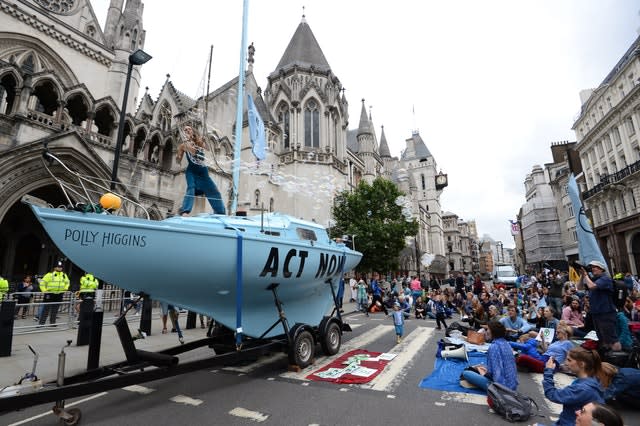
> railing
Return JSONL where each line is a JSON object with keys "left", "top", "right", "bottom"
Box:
{"left": 4, "top": 291, "right": 148, "bottom": 335}
{"left": 583, "top": 158, "right": 640, "bottom": 200}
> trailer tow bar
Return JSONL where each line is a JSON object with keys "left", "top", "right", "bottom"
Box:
{"left": 51, "top": 340, "right": 82, "bottom": 425}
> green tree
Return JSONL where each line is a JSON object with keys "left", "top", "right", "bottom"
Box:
{"left": 331, "top": 178, "right": 418, "bottom": 273}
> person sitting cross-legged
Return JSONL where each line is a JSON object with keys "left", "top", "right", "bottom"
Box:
{"left": 460, "top": 321, "right": 518, "bottom": 392}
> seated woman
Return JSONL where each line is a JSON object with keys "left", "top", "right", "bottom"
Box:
{"left": 414, "top": 297, "right": 426, "bottom": 319}
{"left": 460, "top": 321, "right": 518, "bottom": 392}
{"left": 601, "top": 361, "right": 640, "bottom": 406}
{"left": 512, "top": 325, "right": 574, "bottom": 373}
{"left": 543, "top": 347, "right": 605, "bottom": 426}
{"left": 470, "top": 303, "right": 488, "bottom": 330}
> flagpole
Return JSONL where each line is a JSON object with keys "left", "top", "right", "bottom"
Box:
{"left": 231, "top": 0, "right": 249, "bottom": 215}
{"left": 232, "top": 0, "right": 249, "bottom": 348}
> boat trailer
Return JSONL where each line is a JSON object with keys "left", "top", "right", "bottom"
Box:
{"left": 0, "top": 280, "right": 350, "bottom": 424}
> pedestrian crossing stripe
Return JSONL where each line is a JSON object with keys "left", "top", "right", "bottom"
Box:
{"left": 363, "top": 326, "right": 434, "bottom": 391}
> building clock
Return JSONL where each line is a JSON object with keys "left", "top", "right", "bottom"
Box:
{"left": 34, "top": 0, "right": 76, "bottom": 14}
{"left": 435, "top": 173, "right": 448, "bottom": 187}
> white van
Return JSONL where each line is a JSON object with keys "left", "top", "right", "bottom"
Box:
{"left": 493, "top": 264, "right": 517, "bottom": 287}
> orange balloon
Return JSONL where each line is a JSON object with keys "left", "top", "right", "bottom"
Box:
{"left": 100, "top": 193, "right": 122, "bottom": 210}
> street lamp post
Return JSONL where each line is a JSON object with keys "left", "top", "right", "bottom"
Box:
{"left": 110, "top": 49, "right": 152, "bottom": 190}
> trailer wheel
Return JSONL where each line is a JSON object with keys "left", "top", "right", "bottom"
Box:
{"left": 289, "top": 330, "right": 314, "bottom": 368}
{"left": 63, "top": 408, "right": 82, "bottom": 425}
{"left": 320, "top": 321, "right": 341, "bottom": 355}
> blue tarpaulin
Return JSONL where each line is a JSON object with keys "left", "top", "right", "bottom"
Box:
{"left": 419, "top": 351, "right": 487, "bottom": 395}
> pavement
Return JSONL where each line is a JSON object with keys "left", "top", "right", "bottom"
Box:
{"left": 1, "top": 308, "right": 212, "bottom": 388}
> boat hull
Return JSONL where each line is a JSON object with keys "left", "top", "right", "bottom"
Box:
{"left": 29, "top": 205, "right": 362, "bottom": 338}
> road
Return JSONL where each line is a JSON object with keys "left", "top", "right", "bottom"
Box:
{"left": 2, "top": 310, "right": 639, "bottom": 426}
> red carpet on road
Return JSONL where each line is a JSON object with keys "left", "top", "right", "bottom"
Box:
{"left": 306, "top": 349, "right": 391, "bottom": 384}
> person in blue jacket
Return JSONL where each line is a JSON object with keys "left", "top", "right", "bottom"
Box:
{"left": 543, "top": 347, "right": 605, "bottom": 426}
{"left": 461, "top": 321, "right": 518, "bottom": 391}
{"left": 601, "top": 361, "right": 640, "bottom": 406}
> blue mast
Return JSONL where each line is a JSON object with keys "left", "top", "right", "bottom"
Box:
{"left": 231, "top": 0, "right": 249, "bottom": 215}
{"left": 232, "top": 0, "right": 250, "bottom": 347}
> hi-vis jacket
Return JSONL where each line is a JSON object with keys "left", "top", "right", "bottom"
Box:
{"left": 40, "top": 271, "right": 70, "bottom": 293}
{"left": 79, "top": 274, "right": 99, "bottom": 293}
{"left": 0, "top": 277, "right": 8, "bottom": 296}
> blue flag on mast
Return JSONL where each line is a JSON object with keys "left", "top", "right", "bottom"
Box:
{"left": 567, "top": 174, "right": 606, "bottom": 265}
{"left": 247, "top": 94, "right": 266, "bottom": 161}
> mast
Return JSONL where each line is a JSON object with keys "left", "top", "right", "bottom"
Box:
{"left": 204, "top": 44, "right": 213, "bottom": 125}
{"left": 233, "top": 0, "right": 250, "bottom": 349}
{"left": 231, "top": 0, "right": 249, "bottom": 214}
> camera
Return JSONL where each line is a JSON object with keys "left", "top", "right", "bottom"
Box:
{"left": 570, "top": 261, "right": 591, "bottom": 272}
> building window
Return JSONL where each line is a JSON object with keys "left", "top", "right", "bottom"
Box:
{"left": 254, "top": 189, "right": 260, "bottom": 207}
{"left": 568, "top": 204, "right": 574, "bottom": 218}
{"left": 278, "top": 103, "right": 290, "bottom": 149}
{"left": 269, "top": 197, "right": 274, "bottom": 212}
{"left": 612, "top": 127, "right": 622, "bottom": 145}
{"left": 421, "top": 174, "right": 425, "bottom": 190}
{"left": 304, "top": 99, "right": 319, "bottom": 148}
{"left": 625, "top": 116, "right": 635, "bottom": 136}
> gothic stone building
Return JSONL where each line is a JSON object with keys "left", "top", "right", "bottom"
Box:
{"left": 0, "top": 0, "right": 450, "bottom": 283}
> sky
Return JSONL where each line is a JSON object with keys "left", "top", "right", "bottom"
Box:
{"left": 92, "top": 0, "right": 640, "bottom": 248}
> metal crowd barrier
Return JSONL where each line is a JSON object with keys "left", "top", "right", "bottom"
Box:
{"left": 3, "top": 290, "right": 149, "bottom": 335}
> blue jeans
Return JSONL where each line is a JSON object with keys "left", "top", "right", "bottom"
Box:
{"left": 180, "top": 166, "right": 226, "bottom": 215}
{"left": 461, "top": 370, "right": 490, "bottom": 391}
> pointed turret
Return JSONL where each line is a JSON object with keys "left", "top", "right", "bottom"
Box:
{"left": 379, "top": 125, "right": 391, "bottom": 158}
{"left": 273, "top": 15, "right": 331, "bottom": 74}
{"left": 103, "top": 0, "right": 124, "bottom": 48}
{"left": 401, "top": 131, "right": 432, "bottom": 161}
{"left": 357, "top": 99, "right": 373, "bottom": 137}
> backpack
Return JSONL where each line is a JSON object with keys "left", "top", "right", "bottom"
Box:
{"left": 612, "top": 280, "right": 629, "bottom": 309}
{"left": 487, "top": 382, "right": 538, "bottom": 422}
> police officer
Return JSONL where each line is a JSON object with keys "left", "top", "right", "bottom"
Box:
{"left": 76, "top": 272, "right": 99, "bottom": 313}
{"left": 0, "top": 275, "right": 8, "bottom": 301}
{"left": 39, "top": 260, "right": 70, "bottom": 326}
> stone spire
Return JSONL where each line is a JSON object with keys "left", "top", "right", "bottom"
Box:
{"left": 357, "top": 99, "right": 373, "bottom": 137}
{"left": 274, "top": 15, "right": 331, "bottom": 73}
{"left": 379, "top": 125, "right": 391, "bottom": 158}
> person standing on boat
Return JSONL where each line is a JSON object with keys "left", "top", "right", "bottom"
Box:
{"left": 176, "top": 126, "right": 226, "bottom": 216}
{"left": 39, "top": 260, "right": 70, "bottom": 326}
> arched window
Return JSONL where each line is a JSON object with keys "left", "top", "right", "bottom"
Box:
{"left": 269, "top": 197, "right": 274, "bottom": 212}
{"left": 421, "top": 174, "right": 426, "bottom": 190}
{"left": 29, "top": 80, "right": 58, "bottom": 115}
{"left": 278, "top": 103, "right": 290, "bottom": 149}
{"left": 131, "top": 29, "right": 138, "bottom": 50}
{"left": 254, "top": 189, "right": 261, "bottom": 207}
{"left": 93, "top": 105, "right": 115, "bottom": 136}
{"left": 66, "top": 93, "right": 89, "bottom": 126}
{"left": 304, "top": 99, "right": 319, "bottom": 148}
{"left": 0, "top": 74, "right": 17, "bottom": 115}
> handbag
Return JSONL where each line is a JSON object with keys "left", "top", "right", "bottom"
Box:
{"left": 467, "top": 330, "right": 486, "bottom": 345}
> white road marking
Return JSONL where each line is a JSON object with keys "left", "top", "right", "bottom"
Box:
{"left": 170, "top": 394, "right": 203, "bottom": 406}
{"left": 386, "top": 394, "right": 396, "bottom": 399}
{"left": 229, "top": 407, "right": 269, "bottom": 422}
{"left": 435, "top": 402, "right": 446, "bottom": 406}
{"left": 280, "top": 324, "right": 394, "bottom": 380}
{"left": 365, "top": 326, "right": 434, "bottom": 391}
{"left": 440, "top": 391, "right": 487, "bottom": 406}
{"left": 7, "top": 392, "right": 108, "bottom": 426}
{"left": 122, "top": 384, "right": 155, "bottom": 394}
